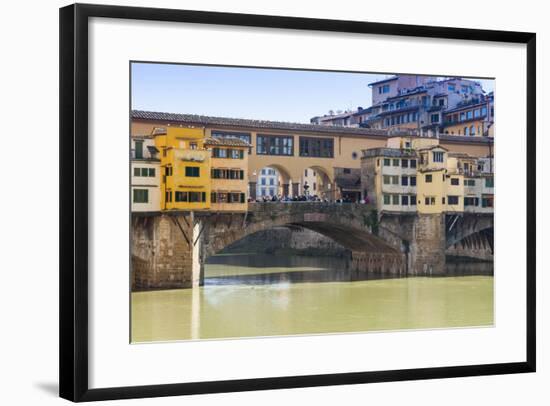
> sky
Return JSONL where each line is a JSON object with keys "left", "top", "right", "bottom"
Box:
{"left": 131, "top": 63, "right": 495, "bottom": 124}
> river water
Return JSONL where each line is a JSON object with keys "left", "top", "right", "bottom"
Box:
{"left": 131, "top": 254, "right": 493, "bottom": 343}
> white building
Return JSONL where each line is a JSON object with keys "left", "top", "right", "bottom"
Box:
{"left": 256, "top": 167, "right": 279, "bottom": 197}
{"left": 131, "top": 135, "right": 161, "bottom": 212}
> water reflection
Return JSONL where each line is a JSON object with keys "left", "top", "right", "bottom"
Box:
{"left": 131, "top": 253, "right": 494, "bottom": 343}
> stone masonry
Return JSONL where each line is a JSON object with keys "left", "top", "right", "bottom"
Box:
{"left": 132, "top": 214, "right": 198, "bottom": 290}
{"left": 131, "top": 204, "right": 492, "bottom": 289}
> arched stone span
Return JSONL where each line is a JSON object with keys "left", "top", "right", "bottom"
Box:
{"left": 199, "top": 203, "right": 400, "bottom": 258}
{"left": 445, "top": 214, "right": 494, "bottom": 249}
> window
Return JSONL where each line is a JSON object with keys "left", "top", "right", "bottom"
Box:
{"left": 401, "top": 176, "right": 408, "bottom": 186}
{"left": 392, "top": 159, "right": 399, "bottom": 166}
{"left": 212, "top": 148, "right": 227, "bottom": 158}
{"left": 383, "top": 175, "right": 391, "bottom": 185}
{"left": 464, "top": 197, "right": 479, "bottom": 206}
{"left": 257, "top": 135, "right": 294, "bottom": 156}
{"left": 464, "top": 127, "right": 469, "bottom": 136}
{"left": 185, "top": 166, "right": 200, "bottom": 177}
{"left": 426, "top": 174, "right": 432, "bottom": 183}
{"left": 135, "top": 167, "right": 156, "bottom": 177}
{"left": 269, "top": 178, "right": 274, "bottom": 186}
{"left": 383, "top": 158, "right": 391, "bottom": 166}
{"left": 448, "top": 84, "right": 455, "bottom": 91}
{"left": 485, "top": 177, "right": 494, "bottom": 188}
{"left": 228, "top": 149, "right": 244, "bottom": 159}
{"left": 401, "top": 159, "right": 408, "bottom": 168}
{"left": 211, "top": 169, "right": 244, "bottom": 179}
{"left": 410, "top": 195, "right": 417, "bottom": 206}
{"left": 481, "top": 106, "right": 487, "bottom": 116}
{"left": 343, "top": 168, "right": 351, "bottom": 174}
{"left": 467, "top": 110, "right": 473, "bottom": 119}
{"left": 261, "top": 178, "right": 266, "bottom": 185}
{"left": 189, "top": 192, "right": 206, "bottom": 203}
{"left": 451, "top": 178, "right": 459, "bottom": 186}
{"left": 175, "top": 191, "right": 188, "bottom": 202}
{"left": 460, "top": 112, "right": 465, "bottom": 121}
{"left": 470, "top": 125, "right": 475, "bottom": 136}
{"left": 401, "top": 195, "right": 409, "bottom": 206}
{"left": 383, "top": 195, "right": 390, "bottom": 205}
{"left": 352, "top": 151, "right": 358, "bottom": 160}
{"left": 165, "top": 166, "right": 172, "bottom": 176}
{"left": 261, "top": 169, "right": 266, "bottom": 175}
{"left": 134, "top": 140, "right": 143, "bottom": 159}
{"left": 424, "top": 196, "right": 436, "bottom": 205}
{"left": 482, "top": 196, "right": 494, "bottom": 208}
{"left": 392, "top": 195, "right": 399, "bottom": 205}
{"left": 410, "top": 159, "right": 417, "bottom": 168}
{"left": 190, "top": 142, "right": 197, "bottom": 150}
{"left": 442, "top": 197, "right": 446, "bottom": 205}
{"left": 165, "top": 191, "right": 172, "bottom": 203}
{"left": 211, "top": 130, "right": 251, "bottom": 144}
{"left": 448, "top": 195, "right": 459, "bottom": 205}
{"left": 474, "top": 108, "right": 481, "bottom": 118}
{"left": 133, "top": 189, "right": 148, "bottom": 203}
{"left": 410, "top": 176, "right": 417, "bottom": 186}
{"left": 304, "top": 169, "right": 308, "bottom": 177}
{"left": 431, "top": 113, "right": 439, "bottom": 123}
{"left": 432, "top": 151, "right": 444, "bottom": 162}
{"left": 391, "top": 175, "right": 399, "bottom": 185}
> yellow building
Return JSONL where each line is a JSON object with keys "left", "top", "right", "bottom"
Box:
{"left": 154, "top": 126, "right": 211, "bottom": 211}
{"left": 442, "top": 97, "right": 494, "bottom": 137}
{"left": 204, "top": 137, "right": 250, "bottom": 211}
{"left": 362, "top": 137, "right": 492, "bottom": 215}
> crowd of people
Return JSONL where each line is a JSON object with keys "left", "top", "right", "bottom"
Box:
{"left": 248, "top": 194, "right": 370, "bottom": 204}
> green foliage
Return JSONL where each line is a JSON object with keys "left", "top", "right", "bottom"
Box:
{"left": 363, "top": 209, "right": 379, "bottom": 235}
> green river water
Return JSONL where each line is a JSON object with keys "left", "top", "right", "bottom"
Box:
{"left": 131, "top": 254, "right": 493, "bottom": 343}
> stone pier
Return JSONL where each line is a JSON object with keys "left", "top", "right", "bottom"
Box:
{"left": 131, "top": 213, "right": 203, "bottom": 290}
{"left": 131, "top": 205, "right": 492, "bottom": 290}
{"left": 409, "top": 213, "right": 446, "bottom": 275}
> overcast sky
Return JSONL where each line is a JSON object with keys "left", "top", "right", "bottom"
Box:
{"left": 131, "top": 62, "right": 495, "bottom": 124}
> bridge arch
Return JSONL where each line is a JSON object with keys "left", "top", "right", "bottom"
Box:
{"left": 445, "top": 214, "right": 494, "bottom": 249}
{"left": 200, "top": 203, "right": 401, "bottom": 259}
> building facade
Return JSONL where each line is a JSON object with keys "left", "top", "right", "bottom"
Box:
{"left": 361, "top": 136, "right": 494, "bottom": 215}
{"left": 131, "top": 135, "right": 161, "bottom": 212}
{"left": 309, "top": 75, "right": 494, "bottom": 139}
{"left": 154, "top": 126, "right": 211, "bottom": 211}
{"left": 205, "top": 137, "right": 250, "bottom": 211}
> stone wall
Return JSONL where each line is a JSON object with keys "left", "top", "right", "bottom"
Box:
{"left": 131, "top": 214, "right": 195, "bottom": 290}
{"left": 409, "top": 213, "right": 446, "bottom": 275}
{"left": 221, "top": 226, "right": 348, "bottom": 256}
{"left": 350, "top": 251, "right": 406, "bottom": 276}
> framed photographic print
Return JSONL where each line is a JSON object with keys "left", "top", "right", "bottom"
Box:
{"left": 59, "top": 3, "right": 536, "bottom": 402}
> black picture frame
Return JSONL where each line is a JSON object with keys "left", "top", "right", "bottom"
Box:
{"left": 59, "top": 3, "right": 536, "bottom": 402}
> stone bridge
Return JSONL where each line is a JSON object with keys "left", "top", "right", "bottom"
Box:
{"left": 131, "top": 203, "right": 493, "bottom": 290}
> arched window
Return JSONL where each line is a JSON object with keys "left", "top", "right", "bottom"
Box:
{"left": 464, "top": 127, "right": 469, "bottom": 136}
{"left": 470, "top": 125, "right": 475, "bottom": 135}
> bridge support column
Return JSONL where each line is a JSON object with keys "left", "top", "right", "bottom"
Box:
{"left": 410, "top": 213, "right": 446, "bottom": 275}
{"left": 292, "top": 182, "right": 300, "bottom": 197}
{"left": 131, "top": 213, "right": 203, "bottom": 290}
{"left": 282, "top": 183, "right": 290, "bottom": 197}
{"left": 248, "top": 181, "right": 256, "bottom": 200}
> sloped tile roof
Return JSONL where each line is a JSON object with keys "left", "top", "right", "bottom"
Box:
{"left": 203, "top": 137, "right": 251, "bottom": 147}
{"left": 132, "top": 110, "right": 393, "bottom": 137}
